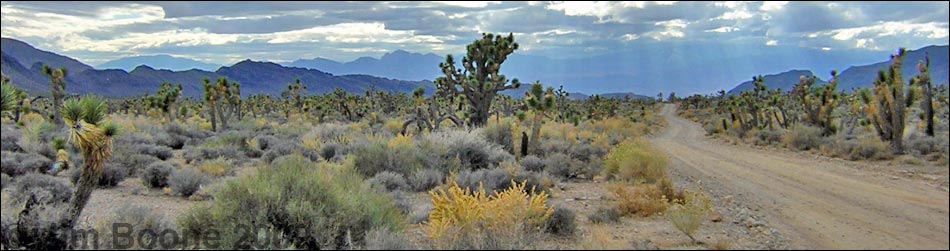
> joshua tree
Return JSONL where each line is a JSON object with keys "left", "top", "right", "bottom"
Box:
{"left": 434, "top": 33, "right": 522, "bottom": 127}
{"left": 793, "top": 72, "right": 840, "bottom": 136}
{"left": 153, "top": 82, "right": 182, "bottom": 121}
{"left": 42, "top": 65, "right": 68, "bottom": 128}
{"left": 524, "top": 81, "right": 555, "bottom": 155}
{"left": 60, "top": 96, "right": 119, "bottom": 226}
{"left": 282, "top": 78, "right": 307, "bottom": 115}
{"left": 202, "top": 78, "right": 219, "bottom": 131}
{"left": 859, "top": 48, "right": 917, "bottom": 154}
{"left": 911, "top": 53, "right": 935, "bottom": 137}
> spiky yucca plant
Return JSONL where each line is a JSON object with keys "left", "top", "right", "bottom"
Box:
{"left": 1, "top": 80, "right": 15, "bottom": 114}
{"left": 62, "top": 96, "right": 119, "bottom": 225}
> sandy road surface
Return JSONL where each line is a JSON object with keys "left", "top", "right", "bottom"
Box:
{"left": 652, "top": 104, "right": 949, "bottom": 249}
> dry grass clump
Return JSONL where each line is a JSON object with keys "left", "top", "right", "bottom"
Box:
{"left": 426, "top": 179, "right": 553, "bottom": 249}
{"left": 602, "top": 138, "right": 669, "bottom": 183}
{"left": 609, "top": 183, "right": 670, "bottom": 217}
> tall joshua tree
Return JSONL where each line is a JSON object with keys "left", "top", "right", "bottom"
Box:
{"left": 43, "top": 65, "right": 68, "bottom": 128}
{"left": 202, "top": 78, "right": 219, "bottom": 132}
{"left": 61, "top": 96, "right": 119, "bottom": 226}
{"left": 524, "top": 81, "right": 555, "bottom": 155}
{"left": 911, "top": 53, "right": 935, "bottom": 137}
{"left": 435, "top": 33, "right": 522, "bottom": 127}
{"left": 859, "top": 48, "right": 917, "bottom": 154}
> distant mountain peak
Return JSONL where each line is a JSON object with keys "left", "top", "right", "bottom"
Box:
{"left": 97, "top": 54, "right": 220, "bottom": 72}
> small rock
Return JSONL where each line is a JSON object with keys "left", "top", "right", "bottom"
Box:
{"left": 711, "top": 215, "right": 722, "bottom": 223}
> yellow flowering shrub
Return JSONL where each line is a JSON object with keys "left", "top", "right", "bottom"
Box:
{"left": 426, "top": 180, "right": 554, "bottom": 249}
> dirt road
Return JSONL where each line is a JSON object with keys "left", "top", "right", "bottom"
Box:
{"left": 652, "top": 104, "right": 949, "bottom": 249}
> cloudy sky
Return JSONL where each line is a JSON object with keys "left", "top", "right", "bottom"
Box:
{"left": 2, "top": 1, "right": 948, "bottom": 67}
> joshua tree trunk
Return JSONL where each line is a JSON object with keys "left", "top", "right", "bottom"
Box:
{"left": 529, "top": 112, "right": 544, "bottom": 155}
{"left": 66, "top": 162, "right": 103, "bottom": 226}
{"left": 209, "top": 103, "right": 218, "bottom": 132}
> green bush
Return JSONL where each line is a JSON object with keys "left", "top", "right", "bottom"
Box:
{"left": 69, "top": 163, "right": 126, "bottom": 188}
{"left": 11, "top": 173, "right": 72, "bottom": 205}
{"left": 783, "top": 125, "right": 822, "bottom": 151}
{"left": 141, "top": 161, "right": 174, "bottom": 188}
{"left": 588, "top": 207, "right": 621, "bottom": 224}
{"left": 543, "top": 207, "right": 576, "bottom": 236}
{"left": 168, "top": 168, "right": 209, "bottom": 197}
{"left": 177, "top": 155, "right": 405, "bottom": 249}
{"left": 602, "top": 138, "right": 669, "bottom": 183}
{"left": 368, "top": 171, "right": 409, "bottom": 192}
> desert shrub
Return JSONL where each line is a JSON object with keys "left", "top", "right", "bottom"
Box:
{"left": 610, "top": 183, "right": 669, "bottom": 217}
{"left": 141, "top": 161, "right": 174, "bottom": 189}
{"left": 907, "top": 135, "right": 943, "bottom": 156}
{"left": 252, "top": 135, "right": 281, "bottom": 152}
{"left": 197, "top": 157, "right": 231, "bottom": 177}
{"left": 543, "top": 207, "right": 577, "bottom": 236}
{"left": 410, "top": 168, "right": 444, "bottom": 192}
{"left": 261, "top": 143, "right": 320, "bottom": 164}
{"left": 482, "top": 121, "right": 514, "bottom": 154}
{"left": 70, "top": 163, "right": 126, "bottom": 188}
{"left": 115, "top": 153, "right": 161, "bottom": 176}
{"left": 94, "top": 203, "right": 172, "bottom": 249}
{"left": 352, "top": 136, "right": 421, "bottom": 177}
{"left": 5, "top": 201, "right": 72, "bottom": 250}
{"left": 131, "top": 143, "right": 174, "bottom": 161}
{"left": 588, "top": 207, "right": 622, "bottom": 224}
{"left": 1, "top": 152, "right": 52, "bottom": 176}
{"left": 754, "top": 129, "right": 783, "bottom": 146}
{"left": 538, "top": 139, "right": 572, "bottom": 157}
{"left": 320, "top": 142, "right": 343, "bottom": 161}
{"left": 11, "top": 173, "right": 72, "bottom": 205}
{"left": 454, "top": 167, "right": 546, "bottom": 195}
{"left": 176, "top": 155, "right": 405, "bottom": 249}
{"left": 426, "top": 180, "right": 553, "bottom": 249}
{"left": 783, "top": 125, "right": 822, "bottom": 151}
{"left": 578, "top": 225, "right": 627, "bottom": 250}
{"left": 543, "top": 153, "right": 584, "bottom": 180}
{"left": 602, "top": 138, "right": 669, "bottom": 183}
{"left": 1, "top": 152, "right": 26, "bottom": 177}
{"left": 827, "top": 136, "right": 892, "bottom": 161}
{"left": 165, "top": 122, "right": 211, "bottom": 141}
{"left": 667, "top": 191, "right": 713, "bottom": 243}
{"left": 570, "top": 142, "right": 606, "bottom": 163}
{"left": 368, "top": 171, "right": 410, "bottom": 192}
{"left": 416, "top": 139, "right": 462, "bottom": 173}
{"left": 0, "top": 126, "right": 22, "bottom": 152}
{"left": 154, "top": 131, "right": 187, "bottom": 150}
{"left": 520, "top": 155, "right": 545, "bottom": 172}
{"left": 168, "top": 168, "right": 209, "bottom": 197}
{"left": 426, "top": 130, "right": 513, "bottom": 171}
{"left": 1, "top": 173, "right": 10, "bottom": 189}
{"left": 364, "top": 228, "right": 415, "bottom": 250}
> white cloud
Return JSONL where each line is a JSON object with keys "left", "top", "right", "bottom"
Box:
{"left": 766, "top": 39, "right": 778, "bottom": 46}
{"left": 433, "top": 1, "right": 501, "bottom": 8}
{"left": 706, "top": 27, "right": 740, "bottom": 33}
{"left": 822, "top": 21, "right": 949, "bottom": 41}
{"left": 622, "top": 33, "right": 641, "bottom": 41}
{"left": 648, "top": 19, "right": 688, "bottom": 40}
{"left": 759, "top": 1, "right": 787, "bottom": 12}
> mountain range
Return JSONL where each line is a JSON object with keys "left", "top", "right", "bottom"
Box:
{"left": 1, "top": 37, "right": 432, "bottom": 98}
{"left": 97, "top": 55, "right": 221, "bottom": 72}
{"left": 2, "top": 36, "right": 947, "bottom": 99}
{"left": 727, "top": 45, "right": 948, "bottom": 95}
